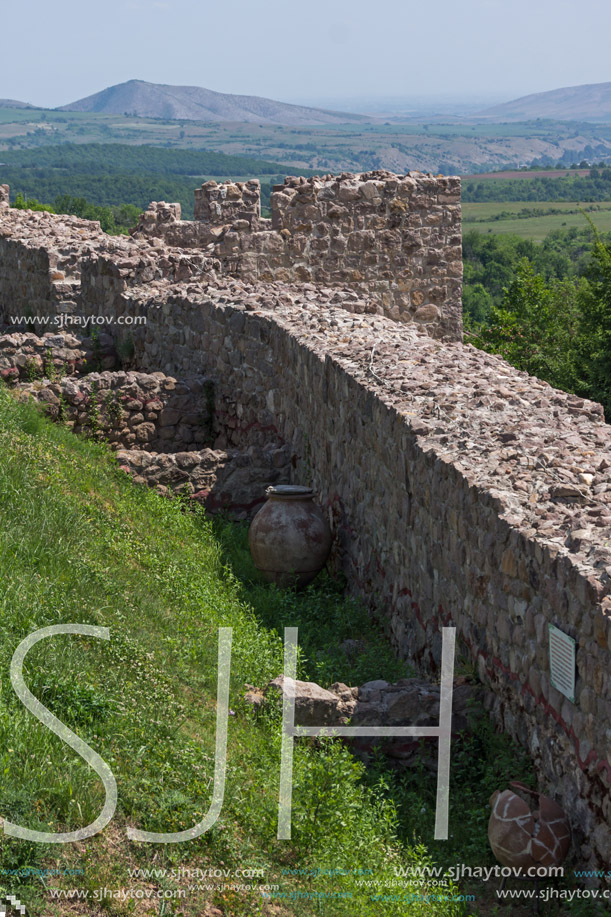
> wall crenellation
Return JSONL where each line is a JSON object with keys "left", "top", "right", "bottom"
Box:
{"left": 194, "top": 178, "right": 261, "bottom": 226}
{"left": 131, "top": 170, "right": 462, "bottom": 341}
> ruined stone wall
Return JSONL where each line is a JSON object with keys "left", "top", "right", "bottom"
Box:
{"left": 116, "top": 444, "right": 290, "bottom": 514}
{"left": 0, "top": 329, "right": 116, "bottom": 382}
{"left": 0, "top": 201, "right": 609, "bottom": 871}
{"left": 0, "top": 205, "right": 219, "bottom": 331}
{"left": 71, "top": 271, "right": 610, "bottom": 871}
{"left": 132, "top": 171, "right": 462, "bottom": 341}
{"left": 1, "top": 326, "right": 291, "bottom": 516}
{"left": 0, "top": 208, "right": 127, "bottom": 327}
{"left": 19, "top": 370, "right": 214, "bottom": 453}
{"left": 0, "top": 236, "right": 64, "bottom": 323}
{"left": 0, "top": 208, "right": 94, "bottom": 324}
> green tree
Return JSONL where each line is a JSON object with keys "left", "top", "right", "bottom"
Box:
{"left": 470, "top": 260, "right": 582, "bottom": 392}
{"left": 463, "top": 282, "right": 493, "bottom": 325}
{"left": 11, "top": 192, "right": 54, "bottom": 213}
{"left": 576, "top": 234, "right": 611, "bottom": 415}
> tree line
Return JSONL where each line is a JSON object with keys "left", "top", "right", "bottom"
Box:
{"left": 11, "top": 192, "right": 142, "bottom": 235}
{"left": 0, "top": 142, "right": 296, "bottom": 176}
{"left": 465, "top": 225, "right": 611, "bottom": 417}
{"left": 463, "top": 165, "right": 611, "bottom": 203}
{"left": 0, "top": 143, "right": 311, "bottom": 217}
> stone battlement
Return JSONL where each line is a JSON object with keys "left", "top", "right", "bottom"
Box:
{"left": 194, "top": 177, "right": 261, "bottom": 225}
{"left": 132, "top": 170, "right": 462, "bottom": 340}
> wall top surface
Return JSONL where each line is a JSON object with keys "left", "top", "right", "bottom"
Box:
{"left": 108, "top": 269, "right": 611, "bottom": 608}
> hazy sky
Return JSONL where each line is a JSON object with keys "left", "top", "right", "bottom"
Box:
{"left": 4, "top": 0, "right": 611, "bottom": 109}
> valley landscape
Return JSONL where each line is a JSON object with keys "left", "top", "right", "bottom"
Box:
{"left": 4, "top": 101, "right": 611, "bottom": 175}
{"left": 5, "top": 79, "right": 611, "bottom": 234}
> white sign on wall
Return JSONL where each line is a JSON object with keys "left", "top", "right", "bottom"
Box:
{"left": 548, "top": 624, "right": 576, "bottom": 703}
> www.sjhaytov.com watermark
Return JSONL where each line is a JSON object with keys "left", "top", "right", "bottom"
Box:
{"left": 8, "top": 314, "right": 146, "bottom": 329}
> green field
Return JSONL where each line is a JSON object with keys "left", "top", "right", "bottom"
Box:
{"left": 462, "top": 200, "right": 611, "bottom": 240}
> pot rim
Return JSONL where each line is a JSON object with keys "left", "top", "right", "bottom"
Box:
{"left": 265, "top": 484, "right": 314, "bottom": 499}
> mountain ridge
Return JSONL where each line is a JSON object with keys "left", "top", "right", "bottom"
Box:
{"left": 0, "top": 99, "right": 36, "bottom": 109}
{"left": 58, "top": 79, "right": 371, "bottom": 126}
{"left": 480, "top": 82, "right": 611, "bottom": 122}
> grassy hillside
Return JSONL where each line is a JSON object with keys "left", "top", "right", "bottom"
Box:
{"left": 0, "top": 388, "right": 478, "bottom": 917}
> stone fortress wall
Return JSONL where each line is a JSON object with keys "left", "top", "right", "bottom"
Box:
{"left": 0, "top": 176, "right": 609, "bottom": 873}
{"left": 132, "top": 171, "right": 463, "bottom": 341}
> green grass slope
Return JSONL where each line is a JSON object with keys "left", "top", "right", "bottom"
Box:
{"left": 0, "top": 389, "right": 475, "bottom": 917}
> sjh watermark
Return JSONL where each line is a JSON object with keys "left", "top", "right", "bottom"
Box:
{"left": 0, "top": 895, "right": 26, "bottom": 915}
{"left": 393, "top": 864, "right": 564, "bottom": 882}
{"left": 2, "top": 624, "right": 455, "bottom": 844}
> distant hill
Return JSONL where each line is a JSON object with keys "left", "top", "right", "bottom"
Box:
{"left": 481, "top": 82, "right": 611, "bottom": 122}
{"left": 0, "top": 99, "right": 35, "bottom": 109}
{"left": 59, "top": 79, "right": 370, "bottom": 126}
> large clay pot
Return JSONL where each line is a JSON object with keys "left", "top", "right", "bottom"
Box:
{"left": 249, "top": 485, "right": 332, "bottom": 588}
{"left": 488, "top": 782, "right": 571, "bottom": 870}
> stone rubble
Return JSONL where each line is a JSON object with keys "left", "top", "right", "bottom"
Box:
{"left": 256, "top": 674, "right": 483, "bottom": 770}
{"left": 3, "top": 330, "right": 290, "bottom": 515}
{"left": 0, "top": 330, "right": 116, "bottom": 382}
{"left": 17, "top": 370, "right": 213, "bottom": 452}
{"left": 116, "top": 444, "right": 290, "bottom": 516}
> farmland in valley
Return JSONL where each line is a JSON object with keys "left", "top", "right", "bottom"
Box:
{"left": 462, "top": 200, "right": 611, "bottom": 239}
